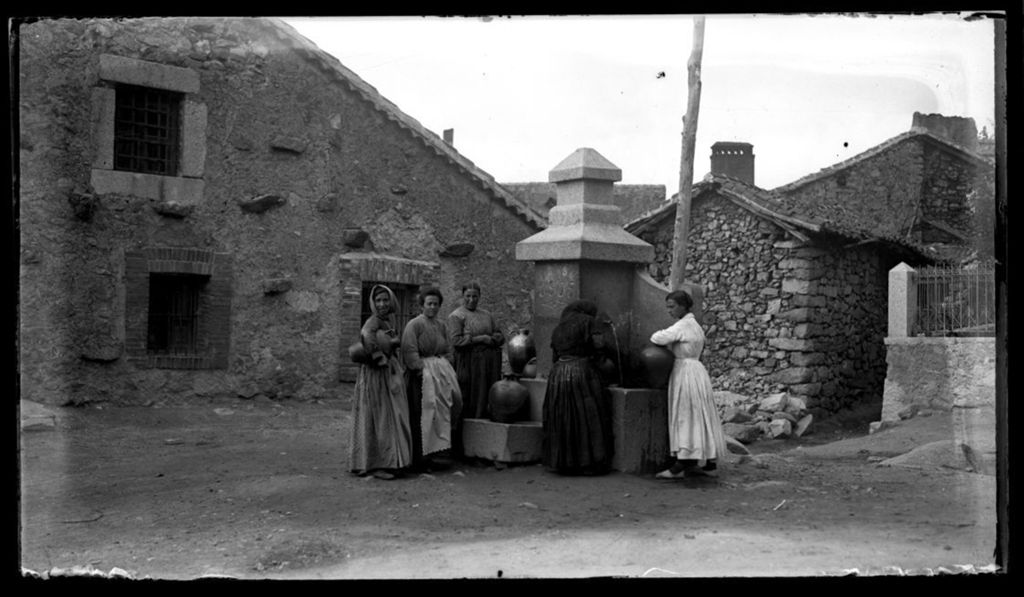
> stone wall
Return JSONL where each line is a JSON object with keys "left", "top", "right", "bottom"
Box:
{"left": 920, "top": 144, "right": 982, "bottom": 241}
{"left": 881, "top": 337, "right": 996, "bottom": 420}
{"left": 779, "top": 141, "right": 924, "bottom": 241}
{"left": 18, "top": 17, "right": 536, "bottom": 406}
{"left": 635, "top": 195, "right": 896, "bottom": 412}
{"left": 881, "top": 337, "right": 996, "bottom": 474}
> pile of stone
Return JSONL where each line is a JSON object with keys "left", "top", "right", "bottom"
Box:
{"left": 714, "top": 391, "right": 814, "bottom": 444}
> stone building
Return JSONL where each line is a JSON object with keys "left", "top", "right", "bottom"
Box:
{"left": 626, "top": 119, "right": 992, "bottom": 412}
{"left": 17, "top": 17, "right": 545, "bottom": 406}
{"left": 773, "top": 114, "right": 994, "bottom": 264}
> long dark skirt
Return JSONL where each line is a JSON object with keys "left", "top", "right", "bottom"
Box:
{"left": 404, "top": 369, "right": 424, "bottom": 468}
{"left": 454, "top": 345, "right": 503, "bottom": 418}
{"left": 542, "top": 357, "right": 613, "bottom": 475}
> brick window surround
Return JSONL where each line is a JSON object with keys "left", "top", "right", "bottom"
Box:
{"left": 91, "top": 54, "right": 207, "bottom": 203}
{"left": 125, "top": 247, "right": 232, "bottom": 369}
{"left": 338, "top": 253, "right": 440, "bottom": 382}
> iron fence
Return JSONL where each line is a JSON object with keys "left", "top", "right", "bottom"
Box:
{"left": 913, "top": 262, "right": 995, "bottom": 337}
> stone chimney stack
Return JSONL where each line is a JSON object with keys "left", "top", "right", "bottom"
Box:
{"left": 911, "top": 112, "right": 978, "bottom": 152}
{"left": 443, "top": 128, "right": 454, "bottom": 146}
{"left": 710, "top": 142, "right": 755, "bottom": 185}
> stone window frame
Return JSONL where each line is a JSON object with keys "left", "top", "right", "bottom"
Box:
{"left": 90, "top": 54, "right": 207, "bottom": 204}
{"left": 124, "top": 247, "right": 232, "bottom": 370}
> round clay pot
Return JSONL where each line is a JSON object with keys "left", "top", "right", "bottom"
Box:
{"left": 506, "top": 329, "right": 536, "bottom": 375}
{"left": 522, "top": 357, "right": 538, "bottom": 378}
{"left": 639, "top": 345, "right": 675, "bottom": 389}
{"left": 347, "top": 341, "right": 372, "bottom": 365}
{"left": 488, "top": 378, "right": 531, "bottom": 423}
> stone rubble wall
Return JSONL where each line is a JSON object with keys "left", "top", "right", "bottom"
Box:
{"left": 18, "top": 17, "right": 535, "bottom": 406}
{"left": 636, "top": 195, "right": 893, "bottom": 413}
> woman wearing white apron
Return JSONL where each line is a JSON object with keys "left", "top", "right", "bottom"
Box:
{"left": 650, "top": 290, "right": 728, "bottom": 479}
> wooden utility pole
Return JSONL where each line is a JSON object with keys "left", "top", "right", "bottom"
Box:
{"left": 668, "top": 16, "right": 706, "bottom": 290}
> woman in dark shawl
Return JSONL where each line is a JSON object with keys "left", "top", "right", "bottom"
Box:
{"left": 542, "top": 299, "right": 614, "bottom": 475}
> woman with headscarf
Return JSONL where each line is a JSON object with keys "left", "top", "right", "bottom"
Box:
{"left": 401, "top": 286, "right": 463, "bottom": 472}
{"left": 650, "top": 289, "right": 728, "bottom": 479}
{"left": 447, "top": 282, "right": 505, "bottom": 458}
{"left": 542, "top": 299, "right": 614, "bottom": 476}
{"left": 349, "top": 284, "right": 412, "bottom": 480}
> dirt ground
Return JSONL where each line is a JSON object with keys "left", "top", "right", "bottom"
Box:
{"left": 18, "top": 386, "right": 999, "bottom": 581}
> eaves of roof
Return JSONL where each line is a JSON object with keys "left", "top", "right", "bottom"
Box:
{"left": 625, "top": 173, "right": 929, "bottom": 259}
{"left": 265, "top": 18, "right": 547, "bottom": 230}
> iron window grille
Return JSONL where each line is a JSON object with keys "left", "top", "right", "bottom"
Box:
{"left": 114, "top": 83, "right": 182, "bottom": 176}
{"left": 147, "top": 273, "right": 207, "bottom": 355}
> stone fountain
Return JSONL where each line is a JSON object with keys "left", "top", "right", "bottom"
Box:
{"left": 462, "top": 148, "right": 704, "bottom": 472}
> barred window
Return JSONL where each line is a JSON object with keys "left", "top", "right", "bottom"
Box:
{"left": 114, "top": 84, "right": 182, "bottom": 175}
{"left": 147, "top": 273, "right": 207, "bottom": 355}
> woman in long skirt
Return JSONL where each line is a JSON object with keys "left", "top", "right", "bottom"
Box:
{"left": 542, "top": 299, "right": 613, "bottom": 476}
{"left": 447, "top": 282, "right": 505, "bottom": 457}
{"left": 650, "top": 289, "right": 728, "bottom": 479}
{"left": 349, "top": 284, "right": 412, "bottom": 480}
{"left": 401, "top": 286, "right": 463, "bottom": 472}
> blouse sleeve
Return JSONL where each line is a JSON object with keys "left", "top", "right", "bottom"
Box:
{"left": 448, "top": 311, "right": 472, "bottom": 348}
{"left": 401, "top": 319, "right": 423, "bottom": 371}
{"left": 650, "top": 319, "right": 684, "bottom": 346}
{"left": 440, "top": 320, "right": 455, "bottom": 361}
{"left": 490, "top": 313, "right": 506, "bottom": 346}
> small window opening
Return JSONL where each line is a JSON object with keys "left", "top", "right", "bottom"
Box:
{"left": 114, "top": 83, "right": 182, "bottom": 175}
{"left": 147, "top": 273, "right": 207, "bottom": 355}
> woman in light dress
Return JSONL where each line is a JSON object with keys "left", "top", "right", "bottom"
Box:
{"left": 650, "top": 289, "right": 728, "bottom": 479}
{"left": 401, "top": 286, "right": 463, "bottom": 472}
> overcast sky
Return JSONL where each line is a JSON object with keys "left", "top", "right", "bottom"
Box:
{"left": 281, "top": 13, "right": 997, "bottom": 194}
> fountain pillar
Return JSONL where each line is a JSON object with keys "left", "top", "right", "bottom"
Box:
{"left": 515, "top": 148, "right": 654, "bottom": 379}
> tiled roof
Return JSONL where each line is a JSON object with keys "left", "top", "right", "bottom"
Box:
{"left": 772, "top": 128, "right": 992, "bottom": 194}
{"left": 265, "top": 19, "right": 546, "bottom": 230}
{"left": 625, "top": 173, "right": 928, "bottom": 258}
{"left": 503, "top": 182, "right": 667, "bottom": 223}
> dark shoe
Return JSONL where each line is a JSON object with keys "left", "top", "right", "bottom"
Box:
{"left": 702, "top": 460, "right": 717, "bottom": 472}
{"left": 682, "top": 466, "right": 709, "bottom": 478}
{"left": 372, "top": 470, "right": 396, "bottom": 480}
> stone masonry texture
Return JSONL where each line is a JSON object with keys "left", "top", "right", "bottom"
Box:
{"left": 18, "top": 17, "right": 537, "bottom": 406}
{"left": 635, "top": 193, "right": 902, "bottom": 413}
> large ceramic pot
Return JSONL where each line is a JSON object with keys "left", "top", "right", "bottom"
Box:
{"left": 639, "top": 345, "right": 675, "bottom": 389}
{"left": 488, "top": 378, "right": 531, "bottom": 424}
{"left": 521, "top": 357, "right": 538, "bottom": 379}
{"left": 506, "top": 329, "right": 536, "bottom": 375}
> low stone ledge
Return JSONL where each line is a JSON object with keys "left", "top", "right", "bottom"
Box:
{"left": 462, "top": 419, "right": 542, "bottom": 463}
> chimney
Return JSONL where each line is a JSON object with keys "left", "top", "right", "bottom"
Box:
{"left": 911, "top": 112, "right": 978, "bottom": 152}
{"left": 710, "top": 142, "right": 755, "bottom": 185}
{"left": 443, "top": 128, "right": 454, "bottom": 146}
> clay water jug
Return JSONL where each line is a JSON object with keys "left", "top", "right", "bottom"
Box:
{"left": 488, "top": 377, "right": 531, "bottom": 423}
{"left": 639, "top": 345, "right": 675, "bottom": 389}
{"left": 347, "top": 341, "right": 371, "bottom": 365}
{"left": 506, "top": 329, "right": 536, "bottom": 375}
{"left": 522, "top": 357, "right": 538, "bottom": 379}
